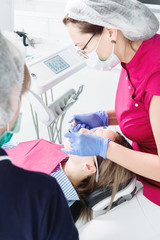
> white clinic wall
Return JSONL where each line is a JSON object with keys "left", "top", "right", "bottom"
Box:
{"left": 0, "top": 0, "right": 14, "bottom": 31}
{"left": 14, "top": 0, "right": 70, "bottom": 41}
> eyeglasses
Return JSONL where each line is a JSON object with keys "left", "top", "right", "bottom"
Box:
{"left": 77, "top": 33, "right": 96, "bottom": 59}
{"left": 94, "top": 156, "right": 99, "bottom": 183}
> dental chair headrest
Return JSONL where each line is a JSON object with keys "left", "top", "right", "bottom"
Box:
{"left": 85, "top": 177, "right": 137, "bottom": 212}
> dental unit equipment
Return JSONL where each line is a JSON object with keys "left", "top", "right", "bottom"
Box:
{"left": 26, "top": 44, "right": 86, "bottom": 143}
{"left": 27, "top": 85, "right": 84, "bottom": 143}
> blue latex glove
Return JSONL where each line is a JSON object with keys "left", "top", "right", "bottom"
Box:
{"left": 62, "top": 131, "right": 111, "bottom": 159}
{"left": 69, "top": 111, "right": 109, "bottom": 132}
{"left": 69, "top": 123, "right": 90, "bottom": 133}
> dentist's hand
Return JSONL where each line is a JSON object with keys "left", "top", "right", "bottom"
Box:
{"left": 69, "top": 123, "right": 90, "bottom": 133}
{"left": 69, "top": 111, "right": 109, "bottom": 132}
{"left": 62, "top": 131, "right": 111, "bottom": 159}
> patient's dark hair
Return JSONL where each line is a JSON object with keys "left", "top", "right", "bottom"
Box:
{"left": 76, "top": 132, "right": 135, "bottom": 222}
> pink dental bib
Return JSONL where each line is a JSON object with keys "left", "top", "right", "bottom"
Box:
{"left": 6, "top": 139, "right": 68, "bottom": 174}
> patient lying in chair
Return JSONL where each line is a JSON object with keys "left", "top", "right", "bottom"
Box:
{"left": 6, "top": 127, "right": 135, "bottom": 222}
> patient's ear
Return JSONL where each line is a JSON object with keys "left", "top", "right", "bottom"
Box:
{"left": 82, "top": 162, "right": 96, "bottom": 175}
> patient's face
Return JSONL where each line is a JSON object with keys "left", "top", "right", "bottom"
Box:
{"left": 80, "top": 127, "right": 118, "bottom": 141}
{"left": 63, "top": 127, "right": 118, "bottom": 182}
{"left": 64, "top": 127, "right": 118, "bottom": 161}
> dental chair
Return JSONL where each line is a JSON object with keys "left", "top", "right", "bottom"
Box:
{"left": 86, "top": 177, "right": 137, "bottom": 213}
{"left": 72, "top": 177, "right": 137, "bottom": 227}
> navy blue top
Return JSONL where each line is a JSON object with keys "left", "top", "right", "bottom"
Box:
{"left": 0, "top": 148, "right": 79, "bottom": 240}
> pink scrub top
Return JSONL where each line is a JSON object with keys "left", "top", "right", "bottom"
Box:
{"left": 115, "top": 34, "right": 160, "bottom": 206}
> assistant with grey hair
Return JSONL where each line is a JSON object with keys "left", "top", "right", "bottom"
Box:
{"left": 0, "top": 33, "right": 79, "bottom": 240}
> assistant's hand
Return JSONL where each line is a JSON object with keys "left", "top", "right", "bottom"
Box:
{"left": 69, "top": 111, "right": 109, "bottom": 132}
{"left": 62, "top": 131, "right": 111, "bottom": 159}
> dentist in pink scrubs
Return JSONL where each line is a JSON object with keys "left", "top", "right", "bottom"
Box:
{"left": 62, "top": 0, "right": 160, "bottom": 239}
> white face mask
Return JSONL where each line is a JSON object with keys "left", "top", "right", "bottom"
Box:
{"left": 86, "top": 35, "right": 121, "bottom": 71}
